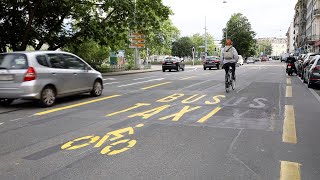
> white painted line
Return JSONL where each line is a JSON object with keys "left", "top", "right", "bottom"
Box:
{"left": 117, "top": 78, "right": 165, "bottom": 87}
{"left": 0, "top": 122, "right": 4, "bottom": 125}
{"left": 103, "top": 78, "right": 116, "bottom": 81}
{"left": 103, "top": 82, "right": 119, "bottom": 85}
{"left": 133, "top": 76, "right": 157, "bottom": 81}
{"left": 10, "top": 118, "right": 23, "bottom": 122}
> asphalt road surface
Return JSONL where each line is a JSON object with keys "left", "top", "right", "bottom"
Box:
{"left": 1, "top": 61, "right": 320, "bottom": 180}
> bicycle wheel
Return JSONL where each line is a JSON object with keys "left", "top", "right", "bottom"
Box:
{"left": 225, "top": 74, "right": 230, "bottom": 93}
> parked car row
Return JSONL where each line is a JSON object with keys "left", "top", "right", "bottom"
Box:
{"left": 296, "top": 53, "right": 320, "bottom": 88}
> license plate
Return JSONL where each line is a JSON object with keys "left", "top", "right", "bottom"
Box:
{"left": 208, "top": 62, "right": 213, "bottom": 63}
{"left": 0, "top": 74, "right": 14, "bottom": 81}
{"left": 288, "top": 66, "right": 291, "bottom": 68}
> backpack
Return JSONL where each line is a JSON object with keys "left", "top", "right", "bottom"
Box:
{"left": 223, "top": 46, "right": 234, "bottom": 60}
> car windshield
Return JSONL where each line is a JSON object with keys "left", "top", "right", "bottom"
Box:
{"left": 0, "top": 54, "right": 28, "bottom": 69}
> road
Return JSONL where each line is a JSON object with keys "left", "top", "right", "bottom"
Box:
{"left": 0, "top": 61, "right": 320, "bottom": 179}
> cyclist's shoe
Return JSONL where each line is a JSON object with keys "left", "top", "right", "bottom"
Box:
{"left": 232, "top": 76, "right": 236, "bottom": 80}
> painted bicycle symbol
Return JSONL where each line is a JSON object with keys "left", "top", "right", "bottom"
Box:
{"left": 61, "top": 124, "right": 144, "bottom": 156}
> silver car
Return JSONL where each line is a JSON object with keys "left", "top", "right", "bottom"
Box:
{"left": 0, "top": 51, "right": 103, "bottom": 107}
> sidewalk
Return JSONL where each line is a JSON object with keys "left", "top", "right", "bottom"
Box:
{"left": 101, "top": 65, "right": 162, "bottom": 76}
{"left": 101, "top": 65, "right": 201, "bottom": 76}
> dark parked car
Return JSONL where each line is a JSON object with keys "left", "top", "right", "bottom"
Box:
{"left": 162, "top": 56, "right": 185, "bottom": 72}
{"left": 304, "top": 55, "right": 320, "bottom": 88}
{"left": 203, "top": 56, "right": 221, "bottom": 70}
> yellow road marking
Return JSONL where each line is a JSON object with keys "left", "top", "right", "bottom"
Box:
{"left": 106, "top": 103, "right": 150, "bottom": 117}
{"left": 35, "top": 95, "right": 121, "bottom": 116}
{"left": 197, "top": 107, "right": 222, "bottom": 123}
{"left": 286, "top": 86, "right": 292, "bottom": 97}
{"left": 287, "top": 78, "right": 291, "bottom": 85}
{"left": 159, "top": 106, "right": 201, "bottom": 121}
{"left": 141, "top": 82, "right": 171, "bottom": 90}
{"left": 282, "top": 105, "right": 297, "bottom": 144}
{"left": 280, "top": 161, "right": 301, "bottom": 180}
{"left": 180, "top": 76, "right": 196, "bottom": 80}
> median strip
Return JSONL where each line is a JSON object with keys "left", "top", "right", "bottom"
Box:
{"left": 280, "top": 161, "right": 301, "bottom": 180}
{"left": 35, "top": 95, "right": 121, "bottom": 116}
{"left": 282, "top": 105, "right": 297, "bottom": 144}
{"left": 141, "top": 82, "right": 172, "bottom": 90}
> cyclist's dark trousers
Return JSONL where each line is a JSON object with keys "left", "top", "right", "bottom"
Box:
{"left": 224, "top": 63, "right": 236, "bottom": 80}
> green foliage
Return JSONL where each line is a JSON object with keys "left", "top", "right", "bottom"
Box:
{"left": 0, "top": 0, "right": 171, "bottom": 52}
{"left": 64, "top": 39, "right": 109, "bottom": 69}
{"left": 172, "top": 37, "right": 194, "bottom": 57}
{"left": 256, "top": 41, "right": 273, "bottom": 56}
{"left": 190, "top": 33, "right": 215, "bottom": 56}
{"left": 221, "top": 13, "right": 256, "bottom": 57}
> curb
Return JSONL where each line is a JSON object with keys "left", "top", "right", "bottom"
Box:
{"left": 102, "top": 69, "right": 161, "bottom": 76}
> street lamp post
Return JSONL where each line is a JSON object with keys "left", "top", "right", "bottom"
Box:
{"left": 204, "top": 16, "right": 208, "bottom": 60}
{"left": 223, "top": 1, "right": 228, "bottom": 42}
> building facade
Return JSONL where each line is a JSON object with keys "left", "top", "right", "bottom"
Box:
{"left": 286, "top": 22, "right": 295, "bottom": 53}
{"left": 257, "top": 38, "right": 288, "bottom": 56}
{"left": 306, "top": 0, "right": 320, "bottom": 52}
{"left": 294, "top": 0, "right": 308, "bottom": 54}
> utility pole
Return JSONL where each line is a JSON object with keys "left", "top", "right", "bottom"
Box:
{"left": 134, "top": 0, "right": 139, "bottom": 67}
{"left": 204, "top": 16, "right": 208, "bottom": 60}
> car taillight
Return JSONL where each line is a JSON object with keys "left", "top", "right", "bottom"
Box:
{"left": 214, "top": 60, "right": 219, "bottom": 63}
{"left": 24, "top": 67, "right": 36, "bottom": 81}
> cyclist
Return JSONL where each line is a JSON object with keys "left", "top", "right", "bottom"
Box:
{"left": 221, "top": 39, "right": 239, "bottom": 80}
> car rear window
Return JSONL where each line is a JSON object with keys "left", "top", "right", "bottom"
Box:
{"left": 0, "top": 53, "right": 28, "bottom": 69}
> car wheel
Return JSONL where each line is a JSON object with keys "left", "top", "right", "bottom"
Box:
{"left": 0, "top": 99, "right": 14, "bottom": 106}
{"left": 162, "top": 69, "right": 165, "bottom": 72}
{"left": 91, "top": 80, "right": 103, "bottom": 97}
{"left": 39, "top": 86, "right": 56, "bottom": 107}
{"left": 203, "top": 67, "right": 206, "bottom": 70}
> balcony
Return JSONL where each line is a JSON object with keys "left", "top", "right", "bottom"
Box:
{"left": 314, "top": 9, "right": 320, "bottom": 16}
{"left": 306, "top": 35, "right": 320, "bottom": 44}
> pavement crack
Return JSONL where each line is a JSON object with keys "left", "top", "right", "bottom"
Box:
{"left": 227, "top": 129, "right": 262, "bottom": 179}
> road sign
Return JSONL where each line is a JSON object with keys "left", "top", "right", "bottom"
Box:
{"left": 130, "top": 32, "right": 145, "bottom": 48}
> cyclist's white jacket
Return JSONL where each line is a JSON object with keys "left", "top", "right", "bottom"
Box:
{"left": 220, "top": 46, "right": 239, "bottom": 64}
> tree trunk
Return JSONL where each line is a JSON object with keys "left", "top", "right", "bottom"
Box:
{"left": 20, "top": 0, "right": 43, "bottom": 51}
{"left": 35, "top": 41, "right": 44, "bottom": 50}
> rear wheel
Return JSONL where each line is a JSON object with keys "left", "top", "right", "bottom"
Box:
{"left": 39, "top": 86, "right": 56, "bottom": 107}
{"left": 203, "top": 67, "right": 206, "bottom": 70}
{"left": 91, "top": 80, "right": 103, "bottom": 97}
{"left": 0, "top": 99, "right": 14, "bottom": 106}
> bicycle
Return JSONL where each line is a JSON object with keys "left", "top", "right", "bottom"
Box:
{"left": 225, "top": 65, "right": 235, "bottom": 93}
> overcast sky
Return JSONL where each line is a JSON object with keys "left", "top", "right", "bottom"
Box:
{"left": 162, "top": 0, "right": 297, "bottom": 40}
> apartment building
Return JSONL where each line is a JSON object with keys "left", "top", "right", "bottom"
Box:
{"left": 257, "top": 38, "right": 287, "bottom": 56}
{"left": 293, "top": 0, "right": 307, "bottom": 53}
{"left": 306, "top": 0, "right": 320, "bottom": 52}
{"left": 286, "top": 22, "right": 295, "bottom": 53}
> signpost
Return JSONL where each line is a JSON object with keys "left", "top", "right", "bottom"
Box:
{"left": 129, "top": 32, "right": 146, "bottom": 67}
{"left": 192, "top": 47, "right": 195, "bottom": 66}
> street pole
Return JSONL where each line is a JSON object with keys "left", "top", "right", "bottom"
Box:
{"left": 204, "top": 16, "right": 208, "bottom": 60}
{"left": 134, "top": 0, "right": 139, "bottom": 68}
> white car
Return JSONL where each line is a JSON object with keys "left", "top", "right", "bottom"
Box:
{"left": 237, "top": 55, "right": 244, "bottom": 66}
{"left": 246, "top": 57, "right": 255, "bottom": 64}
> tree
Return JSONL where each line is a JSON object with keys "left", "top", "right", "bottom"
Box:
{"left": 221, "top": 13, "right": 256, "bottom": 57}
{"left": 190, "top": 33, "right": 216, "bottom": 56}
{"left": 256, "top": 40, "right": 273, "bottom": 56}
{"left": 172, "top": 37, "right": 194, "bottom": 57}
{"left": 0, "top": 0, "right": 171, "bottom": 52}
{"left": 65, "top": 39, "right": 109, "bottom": 69}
